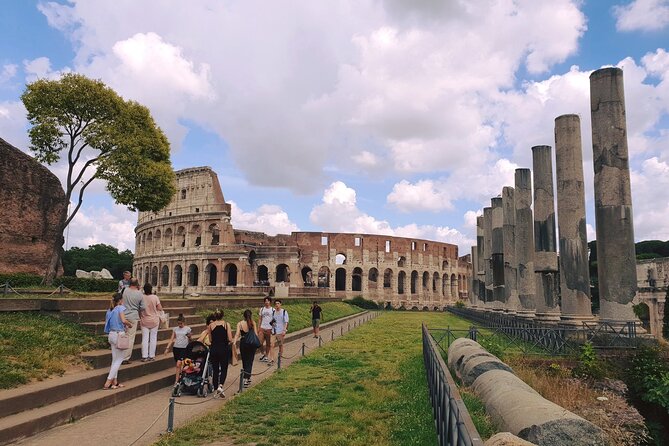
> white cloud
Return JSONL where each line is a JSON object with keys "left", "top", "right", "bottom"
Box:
{"left": 23, "top": 57, "right": 70, "bottom": 81}
{"left": 613, "top": 0, "right": 669, "bottom": 32}
{"left": 230, "top": 201, "right": 299, "bottom": 236}
{"left": 66, "top": 204, "right": 137, "bottom": 251}
{"left": 631, "top": 157, "right": 669, "bottom": 241}
{"left": 0, "top": 101, "right": 29, "bottom": 150}
{"left": 0, "top": 64, "right": 18, "bottom": 84}
{"left": 387, "top": 179, "right": 453, "bottom": 212}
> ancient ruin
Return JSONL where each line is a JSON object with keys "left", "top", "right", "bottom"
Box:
{"left": 133, "top": 167, "right": 472, "bottom": 309}
{"left": 0, "top": 138, "right": 67, "bottom": 276}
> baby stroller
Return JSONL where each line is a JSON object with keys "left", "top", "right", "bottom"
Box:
{"left": 172, "top": 340, "right": 212, "bottom": 398}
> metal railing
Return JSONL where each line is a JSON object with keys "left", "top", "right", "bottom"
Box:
{"left": 422, "top": 324, "right": 484, "bottom": 446}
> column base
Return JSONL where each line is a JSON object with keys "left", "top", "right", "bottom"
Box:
{"left": 534, "top": 312, "right": 561, "bottom": 323}
{"left": 559, "top": 314, "right": 596, "bottom": 326}
{"left": 515, "top": 310, "right": 536, "bottom": 319}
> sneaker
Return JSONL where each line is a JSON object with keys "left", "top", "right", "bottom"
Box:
{"left": 259, "top": 356, "right": 268, "bottom": 362}
{"left": 243, "top": 379, "right": 251, "bottom": 388}
{"left": 141, "top": 358, "right": 149, "bottom": 362}
{"left": 216, "top": 384, "right": 225, "bottom": 397}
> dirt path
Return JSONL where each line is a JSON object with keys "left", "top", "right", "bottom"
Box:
{"left": 18, "top": 312, "right": 375, "bottom": 446}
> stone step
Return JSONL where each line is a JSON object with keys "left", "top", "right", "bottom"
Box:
{"left": 0, "top": 368, "right": 175, "bottom": 446}
{"left": 82, "top": 324, "right": 208, "bottom": 369}
{"left": 83, "top": 313, "right": 203, "bottom": 335}
{"left": 0, "top": 355, "right": 175, "bottom": 419}
{"left": 60, "top": 306, "right": 196, "bottom": 322}
{"left": 42, "top": 298, "right": 200, "bottom": 311}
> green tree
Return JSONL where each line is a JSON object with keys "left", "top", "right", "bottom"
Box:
{"left": 62, "top": 244, "right": 134, "bottom": 279}
{"left": 21, "top": 73, "right": 176, "bottom": 283}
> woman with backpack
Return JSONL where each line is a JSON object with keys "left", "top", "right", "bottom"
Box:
{"left": 233, "top": 309, "right": 260, "bottom": 388}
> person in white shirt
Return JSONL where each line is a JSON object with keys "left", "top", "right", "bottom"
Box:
{"left": 257, "top": 296, "right": 275, "bottom": 365}
{"left": 273, "top": 299, "right": 289, "bottom": 360}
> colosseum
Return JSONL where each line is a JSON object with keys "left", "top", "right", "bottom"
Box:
{"left": 133, "top": 167, "right": 472, "bottom": 309}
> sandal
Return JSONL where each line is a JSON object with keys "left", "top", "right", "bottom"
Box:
{"left": 112, "top": 381, "right": 125, "bottom": 388}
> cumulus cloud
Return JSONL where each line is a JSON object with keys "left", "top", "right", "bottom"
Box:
{"left": 613, "top": 0, "right": 669, "bottom": 32}
{"left": 387, "top": 179, "right": 453, "bottom": 212}
{"left": 230, "top": 201, "right": 300, "bottom": 236}
{"left": 66, "top": 204, "right": 137, "bottom": 251}
{"left": 0, "top": 101, "right": 29, "bottom": 150}
{"left": 0, "top": 64, "right": 18, "bottom": 85}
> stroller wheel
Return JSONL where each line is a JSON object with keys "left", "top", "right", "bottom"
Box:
{"left": 172, "top": 383, "right": 182, "bottom": 397}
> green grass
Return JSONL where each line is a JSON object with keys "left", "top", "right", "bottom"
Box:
{"left": 0, "top": 312, "right": 107, "bottom": 389}
{"left": 156, "top": 312, "right": 478, "bottom": 446}
{"left": 197, "top": 301, "right": 363, "bottom": 333}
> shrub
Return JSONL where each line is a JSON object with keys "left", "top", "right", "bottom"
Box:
{"left": 628, "top": 345, "right": 669, "bottom": 411}
{"left": 343, "top": 296, "right": 380, "bottom": 310}
{"left": 572, "top": 342, "right": 604, "bottom": 380}
{"left": 479, "top": 337, "right": 505, "bottom": 360}
{"left": 454, "top": 300, "right": 465, "bottom": 308}
{"left": 0, "top": 273, "right": 117, "bottom": 293}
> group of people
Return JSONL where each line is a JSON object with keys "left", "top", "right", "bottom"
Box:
{"left": 104, "top": 271, "right": 325, "bottom": 396}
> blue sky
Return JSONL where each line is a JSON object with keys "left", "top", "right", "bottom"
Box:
{"left": 1, "top": 0, "right": 669, "bottom": 253}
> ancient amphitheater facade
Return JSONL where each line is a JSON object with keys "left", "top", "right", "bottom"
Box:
{"left": 133, "top": 167, "right": 472, "bottom": 309}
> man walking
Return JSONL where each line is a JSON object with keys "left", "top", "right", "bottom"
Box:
{"left": 273, "top": 299, "right": 289, "bottom": 360}
{"left": 122, "top": 278, "right": 145, "bottom": 364}
{"left": 258, "top": 296, "right": 275, "bottom": 366}
{"left": 310, "top": 301, "right": 322, "bottom": 338}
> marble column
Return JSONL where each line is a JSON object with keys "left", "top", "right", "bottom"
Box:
{"left": 532, "top": 145, "right": 561, "bottom": 321}
{"left": 502, "top": 186, "right": 519, "bottom": 312}
{"left": 515, "top": 168, "right": 536, "bottom": 315}
{"left": 476, "top": 216, "right": 486, "bottom": 304}
{"left": 471, "top": 245, "right": 479, "bottom": 306}
{"left": 483, "top": 207, "right": 494, "bottom": 305}
{"left": 590, "top": 67, "right": 638, "bottom": 322}
{"left": 555, "top": 114, "right": 593, "bottom": 322}
{"left": 491, "top": 197, "right": 505, "bottom": 308}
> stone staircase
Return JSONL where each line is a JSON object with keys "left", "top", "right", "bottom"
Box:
{"left": 0, "top": 299, "right": 206, "bottom": 445}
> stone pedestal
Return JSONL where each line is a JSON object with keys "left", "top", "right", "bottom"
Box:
{"left": 483, "top": 207, "right": 494, "bottom": 306}
{"left": 590, "top": 67, "right": 638, "bottom": 322}
{"left": 532, "top": 145, "right": 561, "bottom": 322}
{"left": 491, "top": 197, "right": 505, "bottom": 309}
{"left": 514, "top": 168, "right": 536, "bottom": 318}
{"left": 555, "top": 114, "right": 594, "bottom": 323}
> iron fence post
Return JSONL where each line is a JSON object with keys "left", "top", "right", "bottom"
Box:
{"left": 301, "top": 342, "right": 305, "bottom": 356}
{"left": 167, "top": 397, "right": 175, "bottom": 433}
{"left": 238, "top": 369, "right": 245, "bottom": 393}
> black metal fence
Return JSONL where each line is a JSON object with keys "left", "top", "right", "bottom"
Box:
{"left": 422, "top": 323, "right": 484, "bottom": 446}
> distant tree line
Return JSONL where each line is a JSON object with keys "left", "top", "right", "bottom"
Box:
{"left": 62, "top": 244, "right": 133, "bottom": 280}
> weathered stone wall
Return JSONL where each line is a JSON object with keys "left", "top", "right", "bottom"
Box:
{"left": 0, "top": 138, "right": 67, "bottom": 275}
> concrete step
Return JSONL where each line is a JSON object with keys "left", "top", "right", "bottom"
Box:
{"left": 82, "top": 324, "right": 208, "bottom": 369}
{"left": 83, "top": 313, "right": 203, "bottom": 335}
{"left": 0, "top": 369, "right": 175, "bottom": 446}
{"left": 61, "top": 306, "right": 196, "bottom": 323}
{"left": 0, "top": 355, "right": 175, "bottom": 419}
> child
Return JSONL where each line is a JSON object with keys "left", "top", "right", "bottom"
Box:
{"left": 165, "top": 314, "right": 192, "bottom": 384}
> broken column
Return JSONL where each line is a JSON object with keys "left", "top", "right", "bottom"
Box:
{"left": 477, "top": 215, "right": 486, "bottom": 304}
{"left": 555, "top": 114, "right": 593, "bottom": 322}
{"left": 502, "top": 186, "right": 519, "bottom": 312}
{"left": 590, "top": 67, "right": 638, "bottom": 322}
{"left": 483, "top": 207, "right": 494, "bottom": 305}
{"left": 532, "top": 145, "right": 561, "bottom": 321}
{"left": 471, "top": 245, "right": 479, "bottom": 306}
{"left": 515, "top": 168, "right": 536, "bottom": 316}
{"left": 491, "top": 197, "right": 505, "bottom": 308}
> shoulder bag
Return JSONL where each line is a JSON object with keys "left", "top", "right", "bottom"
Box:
{"left": 243, "top": 328, "right": 261, "bottom": 349}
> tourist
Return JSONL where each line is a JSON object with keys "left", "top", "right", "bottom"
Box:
{"left": 165, "top": 314, "right": 192, "bottom": 384}
{"left": 140, "top": 284, "right": 163, "bottom": 362}
{"left": 207, "top": 310, "right": 233, "bottom": 397}
{"left": 196, "top": 313, "right": 216, "bottom": 346}
{"left": 310, "top": 301, "right": 322, "bottom": 338}
{"left": 121, "top": 279, "right": 145, "bottom": 364}
{"left": 257, "top": 296, "right": 275, "bottom": 365}
{"left": 103, "top": 293, "right": 132, "bottom": 389}
{"left": 118, "top": 271, "right": 131, "bottom": 292}
{"left": 233, "top": 309, "right": 259, "bottom": 388}
{"left": 273, "top": 299, "right": 289, "bottom": 359}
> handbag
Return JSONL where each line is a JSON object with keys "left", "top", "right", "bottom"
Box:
{"left": 117, "top": 331, "right": 131, "bottom": 350}
{"left": 159, "top": 311, "right": 169, "bottom": 329}
{"left": 243, "top": 330, "right": 261, "bottom": 349}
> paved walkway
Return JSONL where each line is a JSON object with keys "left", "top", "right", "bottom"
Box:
{"left": 18, "top": 312, "right": 377, "bottom": 446}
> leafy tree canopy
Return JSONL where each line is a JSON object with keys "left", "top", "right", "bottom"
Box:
{"left": 62, "top": 244, "right": 133, "bottom": 280}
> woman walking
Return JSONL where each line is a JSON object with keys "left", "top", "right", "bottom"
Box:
{"left": 140, "top": 284, "right": 163, "bottom": 362}
{"left": 233, "top": 309, "right": 259, "bottom": 388}
{"left": 103, "top": 293, "right": 132, "bottom": 389}
{"left": 165, "top": 314, "right": 192, "bottom": 384}
{"left": 207, "top": 310, "right": 233, "bottom": 397}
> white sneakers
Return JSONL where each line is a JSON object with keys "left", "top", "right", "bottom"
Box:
{"left": 259, "top": 355, "right": 268, "bottom": 362}
{"left": 216, "top": 384, "right": 225, "bottom": 398}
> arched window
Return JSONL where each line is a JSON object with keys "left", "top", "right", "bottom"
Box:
{"left": 257, "top": 265, "right": 269, "bottom": 285}
{"left": 225, "top": 263, "right": 237, "bottom": 286}
{"left": 206, "top": 263, "right": 218, "bottom": 286}
{"left": 165, "top": 228, "right": 173, "bottom": 247}
{"left": 155, "top": 230, "right": 162, "bottom": 250}
{"left": 383, "top": 268, "right": 392, "bottom": 289}
{"left": 318, "top": 266, "right": 330, "bottom": 288}
{"left": 144, "top": 266, "right": 149, "bottom": 284}
{"left": 368, "top": 268, "right": 379, "bottom": 289}
{"left": 335, "top": 253, "right": 346, "bottom": 265}
{"left": 147, "top": 232, "right": 153, "bottom": 252}
{"left": 209, "top": 224, "right": 220, "bottom": 246}
{"left": 151, "top": 266, "right": 158, "bottom": 286}
{"left": 442, "top": 260, "right": 449, "bottom": 269}
{"left": 352, "top": 267, "right": 362, "bottom": 292}
{"left": 191, "top": 225, "right": 202, "bottom": 247}
{"left": 398, "top": 271, "right": 406, "bottom": 294}
{"left": 176, "top": 226, "right": 186, "bottom": 248}
{"left": 276, "top": 264, "right": 290, "bottom": 283}
{"left": 301, "top": 266, "right": 313, "bottom": 286}
{"left": 398, "top": 256, "right": 406, "bottom": 267}
{"left": 422, "top": 271, "right": 429, "bottom": 290}
{"left": 181, "top": 189, "right": 187, "bottom": 199}
{"left": 451, "top": 274, "right": 457, "bottom": 297}
{"left": 335, "top": 268, "right": 346, "bottom": 291}
{"left": 411, "top": 271, "right": 418, "bottom": 294}
{"left": 161, "top": 265, "right": 169, "bottom": 286}
{"left": 174, "top": 265, "right": 183, "bottom": 287}
{"left": 188, "top": 264, "right": 199, "bottom": 286}
{"left": 442, "top": 273, "right": 449, "bottom": 297}
{"left": 433, "top": 272, "right": 440, "bottom": 293}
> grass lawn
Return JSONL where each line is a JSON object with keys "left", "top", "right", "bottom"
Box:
{"left": 0, "top": 312, "right": 107, "bottom": 389}
{"left": 156, "top": 311, "right": 475, "bottom": 446}
{"left": 198, "top": 301, "right": 363, "bottom": 334}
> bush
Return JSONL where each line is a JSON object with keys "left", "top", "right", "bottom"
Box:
{"left": 628, "top": 345, "right": 669, "bottom": 411}
{"left": 0, "top": 273, "right": 117, "bottom": 292}
{"left": 479, "top": 337, "right": 505, "bottom": 360}
{"left": 0, "top": 273, "right": 43, "bottom": 288}
{"left": 572, "top": 342, "right": 605, "bottom": 380}
{"left": 454, "top": 300, "right": 465, "bottom": 308}
{"left": 343, "top": 296, "right": 380, "bottom": 310}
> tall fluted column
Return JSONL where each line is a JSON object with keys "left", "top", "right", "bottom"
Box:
{"left": 532, "top": 145, "right": 561, "bottom": 321}
{"left": 555, "top": 114, "right": 593, "bottom": 322}
{"left": 590, "top": 67, "right": 638, "bottom": 322}
{"left": 502, "top": 186, "right": 519, "bottom": 312}
{"left": 476, "top": 215, "right": 486, "bottom": 304}
{"left": 515, "top": 168, "right": 536, "bottom": 315}
{"left": 491, "top": 197, "right": 505, "bottom": 308}
{"left": 471, "top": 245, "right": 479, "bottom": 306}
{"left": 483, "top": 207, "right": 494, "bottom": 306}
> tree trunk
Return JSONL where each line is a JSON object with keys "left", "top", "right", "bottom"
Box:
{"left": 42, "top": 227, "right": 65, "bottom": 286}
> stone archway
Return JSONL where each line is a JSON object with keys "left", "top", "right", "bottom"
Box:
{"left": 352, "top": 267, "right": 363, "bottom": 292}
{"left": 335, "top": 268, "right": 346, "bottom": 291}
{"left": 318, "top": 266, "right": 330, "bottom": 288}
{"left": 206, "top": 263, "right": 218, "bottom": 286}
{"left": 276, "top": 264, "right": 290, "bottom": 283}
{"left": 411, "top": 271, "right": 418, "bottom": 294}
{"left": 301, "top": 266, "right": 313, "bottom": 286}
{"left": 398, "top": 271, "right": 406, "bottom": 294}
{"left": 257, "top": 265, "right": 269, "bottom": 284}
{"left": 224, "top": 263, "right": 237, "bottom": 286}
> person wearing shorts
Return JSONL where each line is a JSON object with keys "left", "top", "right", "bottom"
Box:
{"left": 310, "top": 301, "right": 322, "bottom": 338}
{"left": 165, "top": 314, "right": 191, "bottom": 384}
{"left": 273, "top": 299, "right": 289, "bottom": 359}
{"left": 258, "top": 296, "right": 275, "bottom": 365}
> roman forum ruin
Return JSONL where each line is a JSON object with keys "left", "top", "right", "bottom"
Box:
{"left": 133, "top": 167, "right": 472, "bottom": 309}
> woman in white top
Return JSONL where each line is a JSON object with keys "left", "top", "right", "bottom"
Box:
{"left": 140, "top": 283, "right": 163, "bottom": 361}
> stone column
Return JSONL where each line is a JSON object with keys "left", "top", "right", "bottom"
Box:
{"left": 476, "top": 216, "right": 486, "bottom": 304}
{"left": 491, "top": 197, "right": 505, "bottom": 308}
{"left": 515, "top": 168, "right": 536, "bottom": 315}
{"left": 590, "top": 67, "right": 638, "bottom": 322}
{"left": 471, "top": 245, "right": 479, "bottom": 306}
{"left": 483, "top": 207, "right": 494, "bottom": 306}
{"left": 532, "top": 145, "right": 561, "bottom": 321}
{"left": 502, "top": 186, "right": 519, "bottom": 312}
{"left": 555, "top": 114, "right": 593, "bottom": 322}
